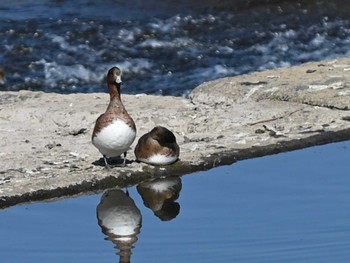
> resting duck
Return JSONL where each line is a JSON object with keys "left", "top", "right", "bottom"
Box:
{"left": 134, "top": 126, "right": 179, "bottom": 165}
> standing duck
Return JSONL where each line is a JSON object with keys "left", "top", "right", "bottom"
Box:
{"left": 134, "top": 126, "right": 179, "bottom": 165}
{"left": 92, "top": 67, "right": 136, "bottom": 168}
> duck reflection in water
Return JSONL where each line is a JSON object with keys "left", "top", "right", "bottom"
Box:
{"left": 137, "top": 176, "right": 182, "bottom": 221}
{"left": 97, "top": 189, "right": 142, "bottom": 263}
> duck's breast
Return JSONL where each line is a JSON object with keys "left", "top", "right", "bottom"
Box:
{"left": 92, "top": 119, "right": 136, "bottom": 157}
{"left": 140, "top": 153, "right": 178, "bottom": 165}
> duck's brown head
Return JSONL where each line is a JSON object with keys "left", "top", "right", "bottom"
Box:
{"left": 107, "top": 67, "right": 122, "bottom": 85}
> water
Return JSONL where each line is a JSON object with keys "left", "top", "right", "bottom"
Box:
{"left": 1, "top": 0, "right": 350, "bottom": 96}
{"left": 1, "top": 141, "right": 350, "bottom": 262}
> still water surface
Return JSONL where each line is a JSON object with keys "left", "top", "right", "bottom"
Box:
{"left": 1, "top": 141, "right": 350, "bottom": 262}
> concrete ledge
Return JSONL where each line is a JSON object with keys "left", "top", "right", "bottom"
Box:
{"left": 1, "top": 57, "right": 350, "bottom": 208}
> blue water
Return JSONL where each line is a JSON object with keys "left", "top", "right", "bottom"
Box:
{"left": 1, "top": 0, "right": 350, "bottom": 96}
{"left": 1, "top": 141, "right": 350, "bottom": 262}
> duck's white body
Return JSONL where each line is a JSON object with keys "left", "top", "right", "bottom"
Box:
{"left": 92, "top": 119, "right": 136, "bottom": 158}
{"left": 138, "top": 153, "right": 178, "bottom": 165}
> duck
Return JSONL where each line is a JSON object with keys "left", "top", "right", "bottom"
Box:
{"left": 134, "top": 126, "right": 179, "bottom": 165}
{"left": 92, "top": 67, "right": 136, "bottom": 168}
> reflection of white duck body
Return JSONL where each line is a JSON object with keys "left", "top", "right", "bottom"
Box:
{"left": 137, "top": 177, "right": 182, "bottom": 221}
{"left": 139, "top": 177, "right": 181, "bottom": 198}
{"left": 97, "top": 189, "right": 142, "bottom": 237}
{"left": 97, "top": 189, "right": 142, "bottom": 262}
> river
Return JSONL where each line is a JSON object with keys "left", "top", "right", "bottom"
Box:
{"left": 1, "top": 0, "right": 350, "bottom": 96}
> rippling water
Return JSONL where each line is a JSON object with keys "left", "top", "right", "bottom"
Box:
{"left": 1, "top": 0, "right": 350, "bottom": 96}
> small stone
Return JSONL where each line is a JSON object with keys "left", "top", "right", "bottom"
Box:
{"left": 255, "top": 129, "right": 265, "bottom": 134}
{"left": 306, "top": 69, "right": 316, "bottom": 73}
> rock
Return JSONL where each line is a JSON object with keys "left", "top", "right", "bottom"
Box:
{"left": 190, "top": 59, "right": 350, "bottom": 109}
{"left": 1, "top": 57, "right": 350, "bottom": 208}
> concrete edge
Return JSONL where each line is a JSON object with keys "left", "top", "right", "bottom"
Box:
{"left": 2, "top": 127, "right": 349, "bottom": 209}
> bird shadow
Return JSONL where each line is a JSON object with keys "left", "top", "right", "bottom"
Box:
{"left": 92, "top": 156, "right": 133, "bottom": 168}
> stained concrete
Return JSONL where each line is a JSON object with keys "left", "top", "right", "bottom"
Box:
{"left": 1, "top": 57, "right": 350, "bottom": 208}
